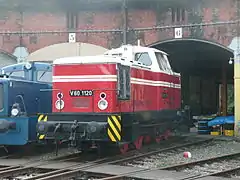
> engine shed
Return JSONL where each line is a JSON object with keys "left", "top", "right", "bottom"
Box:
{"left": 150, "top": 39, "right": 234, "bottom": 118}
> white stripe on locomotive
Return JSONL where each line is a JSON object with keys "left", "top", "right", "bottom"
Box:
{"left": 52, "top": 75, "right": 181, "bottom": 88}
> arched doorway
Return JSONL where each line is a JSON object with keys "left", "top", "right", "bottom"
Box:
{"left": 149, "top": 38, "right": 234, "bottom": 116}
{"left": 26, "top": 42, "right": 109, "bottom": 63}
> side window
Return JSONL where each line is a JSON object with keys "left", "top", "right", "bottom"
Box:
{"left": 8, "top": 71, "right": 25, "bottom": 78}
{"left": 0, "top": 84, "right": 3, "bottom": 110}
{"left": 135, "top": 52, "right": 152, "bottom": 66}
{"left": 155, "top": 52, "right": 172, "bottom": 73}
{"left": 117, "top": 63, "right": 130, "bottom": 100}
{"left": 155, "top": 53, "right": 165, "bottom": 71}
{"left": 37, "top": 71, "right": 52, "bottom": 83}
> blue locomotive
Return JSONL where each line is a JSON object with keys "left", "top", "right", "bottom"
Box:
{"left": 0, "top": 62, "right": 52, "bottom": 146}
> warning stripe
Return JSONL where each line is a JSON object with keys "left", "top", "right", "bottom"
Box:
{"left": 38, "top": 114, "right": 48, "bottom": 122}
{"left": 37, "top": 114, "right": 48, "bottom": 140}
{"left": 39, "top": 135, "right": 45, "bottom": 140}
{"left": 107, "top": 115, "right": 121, "bottom": 142}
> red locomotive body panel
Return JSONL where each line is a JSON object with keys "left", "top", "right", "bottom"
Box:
{"left": 120, "top": 67, "right": 181, "bottom": 113}
{"left": 52, "top": 62, "right": 181, "bottom": 114}
{"left": 53, "top": 63, "right": 117, "bottom": 113}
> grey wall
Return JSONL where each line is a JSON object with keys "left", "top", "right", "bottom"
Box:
{"left": 0, "top": 53, "right": 17, "bottom": 68}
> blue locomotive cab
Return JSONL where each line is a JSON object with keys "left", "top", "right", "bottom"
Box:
{"left": 0, "top": 62, "right": 52, "bottom": 145}
{"left": 1, "top": 62, "right": 52, "bottom": 82}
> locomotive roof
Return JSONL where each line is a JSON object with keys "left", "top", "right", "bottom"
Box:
{"left": 53, "top": 45, "right": 167, "bottom": 65}
{"left": 104, "top": 45, "right": 168, "bottom": 56}
{"left": 53, "top": 55, "right": 122, "bottom": 65}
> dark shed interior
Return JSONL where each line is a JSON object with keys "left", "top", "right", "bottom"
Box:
{"left": 150, "top": 38, "right": 234, "bottom": 116}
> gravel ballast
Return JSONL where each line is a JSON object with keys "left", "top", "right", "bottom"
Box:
{"left": 126, "top": 140, "right": 240, "bottom": 169}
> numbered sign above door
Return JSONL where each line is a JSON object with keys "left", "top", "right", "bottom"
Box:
{"left": 174, "top": 28, "right": 183, "bottom": 39}
{"left": 68, "top": 33, "right": 76, "bottom": 43}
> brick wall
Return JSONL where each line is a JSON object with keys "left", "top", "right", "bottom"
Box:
{"left": 0, "top": 11, "right": 67, "bottom": 54}
{"left": 0, "top": 0, "right": 237, "bottom": 56}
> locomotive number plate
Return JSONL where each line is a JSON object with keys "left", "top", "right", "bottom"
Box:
{"left": 69, "top": 90, "right": 93, "bottom": 97}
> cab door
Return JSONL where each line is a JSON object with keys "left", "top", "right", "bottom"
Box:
{"left": 155, "top": 52, "right": 172, "bottom": 109}
{"left": 117, "top": 63, "right": 131, "bottom": 100}
{"left": 162, "top": 54, "right": 175, "bottom": 110}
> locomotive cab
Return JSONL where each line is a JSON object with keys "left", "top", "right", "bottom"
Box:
{"left": 0, "top": 62, "right": 52, "bottom": 83}
{"left": 0, "top": 62, "right": 52, "bottom": 145}
{"left": 106, "top": 45, "right": 181, "bottom": 109}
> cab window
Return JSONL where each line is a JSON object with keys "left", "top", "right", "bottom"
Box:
{"left": 37, "top": 71, "right": 52, "bottom": 83}
{"left": 135, "top": 52, "right": 152, "bottom": 66}
{"left": 155, "top": 52, "right": 172, "bottom": 73}
{"left": 7, "top": 70, "right": 25, "bottom": 78}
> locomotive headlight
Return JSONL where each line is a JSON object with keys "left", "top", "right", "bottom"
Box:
{"left": 11, "top": 108, "right": 19, "bottom": 117}
{"left": 98, "top": 99, "right": 108, "bottom": 110}
{"left": 55, "top": 100, "right": 65, "bottom": 110}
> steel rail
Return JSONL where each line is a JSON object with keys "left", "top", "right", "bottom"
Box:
{"left": 26, "top": 138, "right": 213, "bottom": 180}
{"left": 0, "top": 136, "right": 183, "bottom": 178}
{"left": 0, "top": 150, "right": 83, "bottom": 178}
{"left": 161, "top": 152, "right": 240, "bottom": 171}
{"left": 107, "top": 138, "right": 213, "bottom": 165}
{"left": 180, "top": 167, "right": 240, "bottom": 180}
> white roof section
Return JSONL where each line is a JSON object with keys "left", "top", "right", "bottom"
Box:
{"left": 104, "top": 45, "right": 168, "bottom": 55}
{"left": 27, "top": 42, "right": 108, "bottom": 62}
{"left": 54, "top": 55, "right": 122, "bottom": 65}
{"left": 53, "top": 45, "right": 168, "bottom": 65}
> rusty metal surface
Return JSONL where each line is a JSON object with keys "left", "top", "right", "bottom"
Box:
{"left": 37, "top": 161, "right": 80, "bottom": 170}
{"left": 84, "top": 165, "right": 194, "bottom": 180}
{"left": 0, "top": 159, "right": 29, "bottom": 166}
{"left": 128, "top": 170, "right": 197, "bottom": 180}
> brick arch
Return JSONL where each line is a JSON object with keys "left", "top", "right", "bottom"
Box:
{"left": 150, "top": 38, "right": 234, "bottom": 116}
{"left": 149, "top": 38, "right": 233, "bottom": 74}
{"left": 149, "top": 38, "right": 233, "bottom": 54}
{"left": 27, "top": 42, "right": 108, "bottom": 62}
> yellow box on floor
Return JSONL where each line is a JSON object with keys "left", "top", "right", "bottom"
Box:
{"left": 210, "top": 131, "right": 220, "bottom": 136}
{"left": 224, "top": 130, "right": 234, "bottom": 136}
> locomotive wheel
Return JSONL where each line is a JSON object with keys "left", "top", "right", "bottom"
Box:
{"left": 133, "top": 136, "right": 144, "bottom": 150}
{"left": 119, "top": 143, "right": 129, "bottom": 154}
{"left": 155, "top": 136, "right": 162, "bottom": 143}
{"left": 155, "top": 129, "right": 171, "bottom": 143}
{"left": 163, "top": 130, "right": 171, "bottom": 140}
{"left": 143, "top": 135, "right": 152, "bottom": 145}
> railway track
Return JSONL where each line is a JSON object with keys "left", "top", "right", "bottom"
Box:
{"left": 0, "top": 148, "right": 84, "bottom": 179}
{"left": 160, "top": 152, "right": 240, "bottom": 180}
{"left": 116, "top": 139, "right": 215, "bottom": 166}
{"left": 97, "top": 149, "right": 240, "bottom": 180}
{"left": 14, "top": 138, "right": 213, "bottom": 180}
{"left": 0, "top": 136, "right": 182, "bottom": 178}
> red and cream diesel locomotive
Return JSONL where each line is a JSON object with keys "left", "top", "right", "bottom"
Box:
{"left": 36, "top": 45, "right": 188, "bottom": 153}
